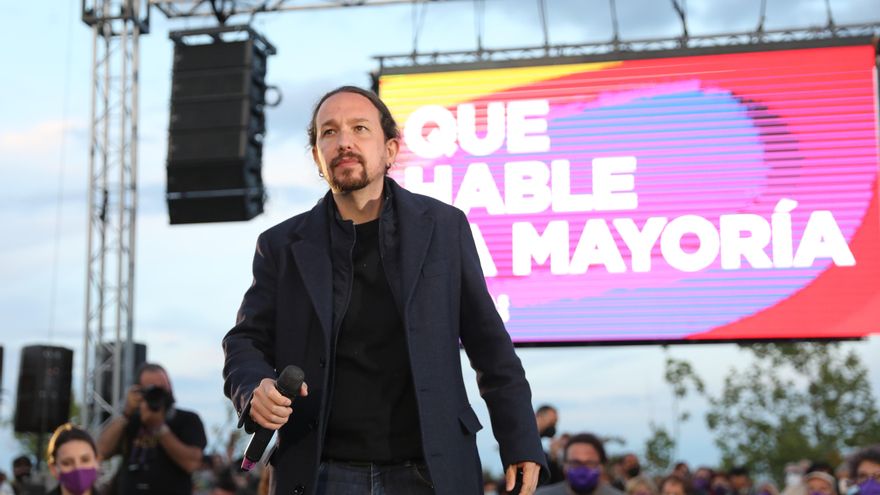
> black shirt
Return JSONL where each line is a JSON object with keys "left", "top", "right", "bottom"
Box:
{"left": 117, "top": 407, "right": 207, "bottom": 495}
{"left": 322, "top": 218, "right": 423, "bottom": 462}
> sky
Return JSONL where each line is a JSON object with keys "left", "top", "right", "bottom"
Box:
{"left": 1, "top": 0, "right": 880, "bottom": 481}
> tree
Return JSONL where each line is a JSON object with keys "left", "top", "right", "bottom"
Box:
{"left": 643, "top": 355, "right": 705, "bottom": 475}
{"left": 644, "top": 423, "right": 676, "bottom": 475}
{"left": 705, "top": 342, "right": 880, "bottom": 483}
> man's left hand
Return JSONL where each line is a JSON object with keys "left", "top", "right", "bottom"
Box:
{"left": 505, "top": 461, "right": 541, "bottom": 495}
{"left": 139, "top": 401, "right": 166, "bottom": 431}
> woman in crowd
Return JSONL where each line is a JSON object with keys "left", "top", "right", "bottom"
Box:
{"left": 626, "top": 476, "right": 659, "bottom": 495}
{"left": 46, "top": 423, "right": 99, "bottom": 495}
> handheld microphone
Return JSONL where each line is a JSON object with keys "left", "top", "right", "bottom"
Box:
{"left": 240, "top": 365, "right": 306, "bottom": 471}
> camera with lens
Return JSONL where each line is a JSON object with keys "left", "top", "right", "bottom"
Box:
{"left": 141, "top": 385, "right": 174, "bottom": 412}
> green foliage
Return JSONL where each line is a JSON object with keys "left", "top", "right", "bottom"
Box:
{"left": 644, "top": 423, "right": 676, "bottom": 475}
{"left": 705, "top": 342, "right": 880, "bottom": 483}
{"left": 665, "top": 356, "right": 705, "bottom": 423}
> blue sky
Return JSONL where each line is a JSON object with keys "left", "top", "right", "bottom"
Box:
{"left": 2, "top": 0, "right": 880, "bottom": 480}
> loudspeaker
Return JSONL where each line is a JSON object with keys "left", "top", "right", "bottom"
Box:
{"left": 14, "top": 345, "right": 73, "bottom": 433}
{"left": 167, "top": 189, "right": 265, "bottom": 224}
{"left": 98, "top": 342, "right": 147, "bottom": 421}
{"left": 166, "top": 38, "right": 269, "bottom": 224}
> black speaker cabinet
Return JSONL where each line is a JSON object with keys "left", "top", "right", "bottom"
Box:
{"left": 14, "top": 345, "right": 73, "bottom": 433}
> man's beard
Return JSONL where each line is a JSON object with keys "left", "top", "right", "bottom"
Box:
{"left": 329, "top": 152, "right": 371, "bottom": 192}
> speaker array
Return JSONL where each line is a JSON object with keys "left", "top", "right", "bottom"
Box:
{"left": 14, "top": 345, "right": 73, "bottom": 433}
{"left": 166, "top": 38, "right": 270, "bottom": 224}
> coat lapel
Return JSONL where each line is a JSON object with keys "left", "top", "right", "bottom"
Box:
{"left": 394, "top": 182, "right": 436, "bottom": 309}
{"left": 290, "top": 199, "right": 333, "bottom": 340}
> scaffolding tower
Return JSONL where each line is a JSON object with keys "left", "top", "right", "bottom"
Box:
{"left": 80, "top": 0, "right": 148, "bottom": 433}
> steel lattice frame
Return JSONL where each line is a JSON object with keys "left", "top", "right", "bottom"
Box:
{"left": 151, "top": 0, "right": 458, "bottom": 18}
{"left": 374, "top": 23, "right": 880, "bottom": 71}
{"left": 81, "top": 0, "right": 148, "bottom": 434}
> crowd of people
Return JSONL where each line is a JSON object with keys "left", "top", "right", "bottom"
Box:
{"left": 1, "top": 397, "right": 878, "bottom": 495}
{"left": 480, "top": 404, "right": 880, "bottom": 495}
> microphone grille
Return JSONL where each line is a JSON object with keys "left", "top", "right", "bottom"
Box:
{"left": 276, "top": 365, "right": 305, "bottom": 398}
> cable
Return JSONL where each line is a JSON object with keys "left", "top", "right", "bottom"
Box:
{"left": 473, "top": 0, "right": 485, "bottom": 52}
{"left": 412, "top": 0, "right": 428, "bottom": 53}
{"left": 756, "top": 0, "right": 767, "bottom": 32}
{"left": 48, "top": 0, "right": 79, "bottom": 342}
{"left": 670, "top": 0, "right": 689, "bottom": 43}
{"left": 609, "top": 0, "right": 620, "bottom": 45}
{"left": 538, "top": 0, "right": 549, "bottom": 49}
{"left": 824, "top": 0, "right": 835, "bottom": 28}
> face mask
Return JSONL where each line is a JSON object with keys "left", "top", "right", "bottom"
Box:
{"left": 859, "top": 479, "right": 880, "bottom": 495}
{"left": 627, "top": 466, "right": 642, "bottom": 478}
{"left": 568, "top": 466, "right": 601, "bottom": 495}
{"left": 786, "top": 474, "right": 802, "bottom": 487}
{"left": 712, "top": 485, "right": 730, "bottom": 495}
{"left": 694, "top": 479, "right": 711, "bottom": 492}
{"left": 540, "top": 426, "right": 557, "bottom": 438}
{"left": 59, "top": 467, "right": 98, "bottom": 495}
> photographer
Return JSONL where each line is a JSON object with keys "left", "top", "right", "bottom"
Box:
{"left": 97, "top": 363, "right": 207, "bottom": 495}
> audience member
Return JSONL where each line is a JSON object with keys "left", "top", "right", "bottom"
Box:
{"left": 625, "top": 476, "right": 658, "bottom": 495}
{"left": 97, "top": 362, "right": 207, "bottom": 494}
{"left": 0, "top": 472, "right": 14, "bottom": 495}
{"left": 849, "top": 446, "right": 880, "bottom": 495}
{"left": 45, "top": 424, "right": 98, "bottom": 495}
{"left": 536, "top": 433, "right": 625, "bottom": 495}
{"left": 692, "top": 467, "right": 715, "bottom": 495}
{"left": 537, "top": 405, "right": 565, "bottom": 485}
{"left": 674, "top": 463, "right": 692, "bottom": 482}
{"left": 661, "top": 475, "right": 692, "bottom": 495}
{"left": 804, "top": 471, "right": 837, "bottom": 495}
{"left": 710, "top": 471, "right": 732, "bottom": 495}
{"left": 612, "top": 454, "right": 643, "bottom": 491}
{"left": 730, "top": 466, "right": 754, "bottom": 495}
{"left": 10, "top": 456, "right": 44, "bottom": 495}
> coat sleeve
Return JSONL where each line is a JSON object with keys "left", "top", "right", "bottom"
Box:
{"left": 454, "top": 210, "right": 549, "bottom": 476}
{"left": 222, "top": 232, "right": 279, "bottom": 431}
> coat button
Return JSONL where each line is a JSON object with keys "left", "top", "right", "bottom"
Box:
{"left": 319, "top": 358, "right": 326, "bottom": 368}
{"left": 308, "top": 419, "right": 318, "bottom": 430}
{"left": 293, "top": 485, "right": 305, "bottom": 495}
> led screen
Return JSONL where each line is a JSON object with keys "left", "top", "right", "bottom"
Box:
{"left": 378, "top": 41, "right": 880, "bottom": 344}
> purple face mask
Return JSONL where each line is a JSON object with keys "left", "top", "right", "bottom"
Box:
{"left": 859, "top": 479, "right": 880, "bottom": 495}
{"left": 59, "top": 467, "right": 97, "bottom": 495}
{"left": 694, "top": 479, "right": 711, "bottom": 492}
{"left": 568, "top": 466, "right": 601, "bottom": 494}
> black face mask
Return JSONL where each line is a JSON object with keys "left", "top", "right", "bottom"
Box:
{"left": 540, "top": 425, "right": 557, "bottom": 438}
{"left": 627, "top": 466, "right": 641, "bottom": 478}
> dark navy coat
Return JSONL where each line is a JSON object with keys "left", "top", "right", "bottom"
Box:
{"left": 222, "top": 179, "right": 546, "bottom": 495}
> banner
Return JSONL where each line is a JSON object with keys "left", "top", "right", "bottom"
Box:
{"left": 379, "top": 42, "right": 880, "bottom": 343}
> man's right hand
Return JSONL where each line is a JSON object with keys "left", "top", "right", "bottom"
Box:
{"left": 123, "top": 385, "right": 142, "bottom": 418}
{"left": 249, "top": 378, "right": 308, "bottom": 430}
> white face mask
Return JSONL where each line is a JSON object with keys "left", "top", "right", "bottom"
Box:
{"left": 786, "top": 474, "right": 802, "bottom": 487}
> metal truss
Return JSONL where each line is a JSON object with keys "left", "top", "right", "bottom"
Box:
{"left": 374, "top": 22, "right": 880, "bottom": 72}
{"left": 80, "top": 0, "right": 148, "bottom": 434}
{"left": 151, "top": 0, "right": 458, "bottom": 19}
